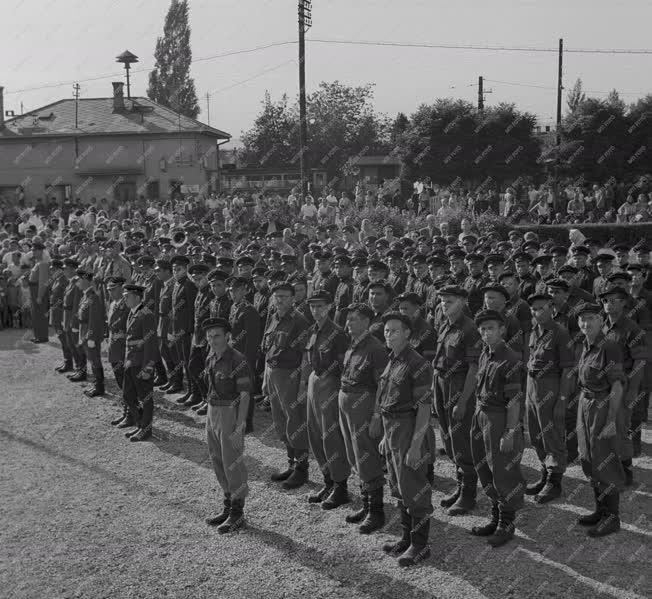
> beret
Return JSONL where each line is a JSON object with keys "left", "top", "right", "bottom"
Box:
{"left": 426, "top": 255, "right": 448, "bottom": 268}
{"left": 438, "top": 285, "right": 468, "bottom": 299}
{"left": 156, "top": 259, "right": 172, "bottom": 270}
{"left": 527, "top": 293, "right": 553, "bottom": 305}
{"left": 346, "top": 302, "right": 374, "bottom": 320}
{"left": 594, "top": 253, "right": 615, "bottom": 263}
{"left": 558, "top": 265, "right": 578, "bottom": 275}
{"left": 217, "top": 257, "right": 234, "bottom": 267}
{"left": 571, "top": 245, "right": 590, "bottom": 255}
{"left": 137, "top": 256, "right": 155, "bottom": 267}
{"left": 607, "top": 272, "right": 632, "bottom": 283}
{"left": 484, "top": 253, "right": 505, "bottom": 265}
{"left": 576, "top": 302, "right": 603, "bottom": 317}
{"left": 188, "top": 263, "right": 210, "bottom": 275}
{"left": 201, "top": 317, "right": 231, "bottom": 333}
{"left": 474, "top": 309, "right": 505, "bottom": 326}
{"left": 381, "top": 311, "right": 413, "bottom": 332}
{"left": 252, "top": 266, "right": 268, "bottom": 276}
{"left": 546, "top": 278, "right": 569, "bottom": 291}
{"left": 271, "top": 282, "right": 294, "bottom": 294}
{"left": 532, "top": 255, "right": 553, "bottom": 266}
{"left": 236, "top": 256, "right": 255, "bottom": 266}
{"left": 307, "top": 290, "right": 333, "bottom": 304}
{"left": 481, "top": 284, "right": 510, "bottom": 300}
{"left": 599, "top": 285, "right": 629, "bottom": 299}
{"left": 333, "top": 255, "right": 352, "bottom": 266}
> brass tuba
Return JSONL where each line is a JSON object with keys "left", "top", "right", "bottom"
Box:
{"left": 171, "top": 228, "right": 187, "bottom": 248}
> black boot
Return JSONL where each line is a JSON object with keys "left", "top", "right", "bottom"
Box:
{"left": 321, "top": 480, "right": 349, "bottom": 510}
{"left": 359, "top": 487, "right": 385, "bottom": 534}
{"left": 397, "top": 517, "right": 431, "bottom": 567}
{"left": 130, "top": 425, "right": 152, "bottom": 442}
{"left": 177, "top": 386, "right": 193, "bottom": 405}
{"left": 587, "top": 492, "right": 620, "bottom": 537}
{"left": 125, "top": 426, "right": 141, "bottom": 438}
{"left": 111, "top": 405, "right": 129, "bottom": 426}
{"left": 622, "top": 459, "right": 634, "bottom": 487}
{"left": 382, "top": 503, "right": 411, "bottom": 555}
{"left": 282, "top": 457, "right": 309, "bottom": 489}
{"left": 448, "top": 480, "right": 476, "bottom": 516}
{"left": 631, "top": 419, "right": 642, "bottom": 458}
{"left": 166, "top": 381, "right": 184, "bottom": 394}
{"left": 195, "top": 402, "right": 208, "bottom": 416}
{"left": 271, "top": 447, "right": 295, "bottom": 482}
{"left": 68, "top": 369, "right": 87, "bottom": 382}
{"left": 117, "top": 412, "right": 136, "bottom": 429}
{"left": 206, "top": 495, "right": 231, "bottom": 526}
{"left": 487, "top": 508, "right": 516, "bottom": 547}
{"left": 578, "top": 487, "right": 603, "bottom": 526}
{"left": 153, "top": 374, "right": 168, "bottom": 387}
{"left": 345, "top": 489, "right": 368, "bottom": 523}
{"left": 525, "top": 466, "right": 548, "bottom": 496}
{"left": 84, "top": 374, "right": 105, "bottom": 397}
{"left": 308, "top": 473, "right": 333, "bottom": 503}
{"left": 184, "top": 391, "right": 203, "bottom": 407}
{"left": 440, "top": 473, "right": 462, "bottom": 508}
{"left": 56, "top": 361, "right": 73, "bottom": 373}
{"left": 218, "top": 498, "right": 245, "bottom": 533}
{"left": 535, "top": 471, "right": 562, "bottom": 504}
{"left": 471, "top": 502, "right": 499, "bottom": 536}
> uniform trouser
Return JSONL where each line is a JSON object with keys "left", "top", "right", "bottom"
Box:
{"left": 206, "top": 402, "right": 249, "bottom": 500}
{"left": 66, "top": 329, "right": 86, "bottom": 370}
{"left": 338, "top": 389, "right": 385, "bottom": 492}
{"left": 188, "top": 344, "right": 208, "bottom": 400}
{"left": 28, "top": 285, "right": 48, "bottom": 341}
{"left": 111, "top": 362, "right": 125, "bottom": 389}
{"left": 307, "top": 373, "right": 351, "bottom": 482}
{"left": 56, "top": 329, "right": 73, "bottom": 364}
{"left": 577, "top": 391, "right": 625, "bottom": 493}
{"left": 433, "top": 372, "right": 477, "bottom": 487}
{"left": 471, "top": 407, "right": 525, "bottom": 511}
{"left": 172, "top": 333, "right": 191, "bottom": 387}
{"left": 267, "top": 366, "right": 309, "bottom": 462}
{"left": 619, "top": 380, "right": 635, "bottom": 461}
{"left": 84, "top": 341, "right": 104, "bottom": 384}
{"left": 159, "top": 336, "right": 179, "bottom": 381}
{"left": 526, "top": 375, "right": 567, "bottom": 474}
{"left": 383, "top": 412, "right": 435, "bottom": 519}
{"left": 123, "top": 366, "right": 155, "bottom": 431}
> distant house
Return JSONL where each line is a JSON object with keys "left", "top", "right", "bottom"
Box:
{"left": 342, "top": 155, "right": 402, "bottom": 189}
{"left": 0, "top": 82, "right": 230, "bottom": 205}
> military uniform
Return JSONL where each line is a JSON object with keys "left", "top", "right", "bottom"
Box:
{"left": 210, "top": 292, "right": 233, "bottom": 320}
{"left": 63, "top": 274, "right": 85, "bottom": 376}
{"left": 107, "top": 295, "right": 129, "bottom": 389}
{"left": 185, "top": 282, "right": 214, "bottom": 407}
{"left": 472, "top": 340, "right": 525, "bottom": 543}
{"left": 333, "top": 276, "right": 353, "bottom": 327}
{"left": 409, "top": 315, "right": 436, "bottom": 360}
{"left": 303, "top": 317, "right": 351, "bottom": 503}
{"left": 432, "top": 313, "right": 482, "bottom": 512}
{"left": 78, "top": 285, "right": 106, "bottom": 394}
{"left": 170, "top": 274, "right": 198, "bottom": 389}
{"left": 49, "top": 270, "right": 72, "bottom": 370}
{"left": 157, "top": 276, "right": 178, "bottom": 384}
{"left": 464, "top": 272, "right": 487, "bottom": 315}
{"left": 142, "top": 271, "right": 165, "bottom": 383}
{"left": 123, "top": 301, "right": 158, "bottom": 440}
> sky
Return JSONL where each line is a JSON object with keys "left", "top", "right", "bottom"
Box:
{"left": 2, "top": 0, "right": 651, "bottom": 148}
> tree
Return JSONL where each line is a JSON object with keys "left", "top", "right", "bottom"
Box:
{"left": 605, "top": 89, "right": 626, "bottom": 115}
{"left": 566, "top": 78, "right": 586, "bottom": 115}
{"left": 389, "top": 112, "right": 410, "bottom": 144}
{"left": 147, "top": 0, "right": 200, "bottom": 119}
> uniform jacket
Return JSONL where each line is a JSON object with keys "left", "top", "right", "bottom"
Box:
{"left": 125, "top": 302, "right": 158, "bottom": 371}
{"left": 229, "top": 300, "right": 262, "bottom": 367}
{"left": 78, "top": 287, "right": 105, "bottom": 344}
{"left": 157, "top": 277, "right": 175, "bottom": 338}
{"left": 193, "top": 285, "right": 215, "bottom": 346}
{"left": 63, "top": 277, "right": 82, "bottom": 332}
{"left": 48, "top": 273, "right": 68, "bottom": 330}
{"left": 107, "top": 297, "right": 129, "bottom": 363}
{"left": 171, "top": 275, "right": 198, "bottom": 338}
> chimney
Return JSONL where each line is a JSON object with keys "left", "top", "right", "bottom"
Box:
{"left": 0, "top": 86, "right": 4, "bottom": 128}
{"left": 112, "top": 82, "right": 125, "bottom": 111}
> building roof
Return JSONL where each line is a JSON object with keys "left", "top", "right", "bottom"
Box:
{"left": 352, "top": 155, "right": 402, "bottom": 166}
{"left": 0, "top": 97, "right": 230, "bottom": 140}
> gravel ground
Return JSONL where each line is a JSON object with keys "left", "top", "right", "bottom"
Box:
{"left": 1, "top": 328, "right": 650, "bottom": 599}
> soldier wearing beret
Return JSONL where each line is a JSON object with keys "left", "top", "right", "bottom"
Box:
{"left": 208, "top": 269, "right": 233, "bottom": 321}
{"left": 575, "top": 303, "right": 626, "bottom": 537}
{"left": 62, "top": 259, "right": 87, "bottom": 380}
{"left": 76, "top": 269, "right": 106, "bottom": 397}
{"left": 524, "top": 293, "right": 575, "bottom": 502}
{"left": 377, "top": 312, "right": 435, "bottom": 566}
{"left": 228, "top": 276, "right": 262, "bottom": 432}
{"left": 49, "top": 259, "right": 72, "bottom": 372}
{"left": 167, "top": 256, "right": 198, "bottom": 395}
{"left": 262, "top": 282, "right": 312, "bottom": 488}
{"left": 106, "top": 277, "right": 131, "bottom": 424}
{"left": 122, "top": 284, "right": 158, "bottom": 442}
{"left": 600, "top": 285, "right": 648, "bottom": 485}
{"left": 184, "top": 263, "right": 215, "bottom": 413}
{"left": 397, "top": 292, "right": 436, "bottom": 360}
{"left": 203, "top": 317, "right": 253, "bottom": 534}
{"left": 339, "top": 303, "right": 389, "bottom": 534}
{"left": 299, "top": 291, "right": 351, "bottom": 509}
{"left": 471, "top": 309, "right": 525, "bottom": 547}
{"left": 433, "top": 286, "right": 482, "bottom": 515}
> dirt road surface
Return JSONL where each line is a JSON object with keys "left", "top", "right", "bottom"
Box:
{"left": 1, "top": 329, "right": 650, "bottom": 599}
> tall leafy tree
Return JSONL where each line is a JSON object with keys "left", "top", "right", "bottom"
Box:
{"left": 566, "top": 78, "right": 586, "bottom": 115}
{"left": 147, "top": 0, "right": 200, "bottom": 119}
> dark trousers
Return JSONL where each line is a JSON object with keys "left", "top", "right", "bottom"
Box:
{"left": 84, "top": 341, "right": 104, "bottom": 384}
{"left": 67, "top": 330, "right": 86, "bottom": 370}
{"left": 57, "top": 330, "right": 73, "bottom": 364}
{"left": 123, "top": 366, "right": 155, "bottom": 431}
{"left": 172, "top": 333, "right": 191, "bottom": 387}
{"left": 159, "top": 336, "right": 179, "bottom": 381}
{"left": 188, "top": 344, "right": 208, "bottom": 400}
{"left": 28, "top": 285, "right": 49, "bottom": 341}
{"left": 111, "top": 362, "right": 125, "bottom": 389}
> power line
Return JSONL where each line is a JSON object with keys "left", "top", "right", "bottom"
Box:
{"left": 485, "top": 78, "right": 649, "bottom": 95}
{"left": 209, "top": 59, "right": 296, "bottom": 95}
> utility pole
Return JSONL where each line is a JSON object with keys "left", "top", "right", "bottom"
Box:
{"left": 555, "top": 38, "right": 563, "bottom": 206}
{"left": 73, "top": 83, "right": 80, "bottom": 129}
{"left": 206, "top": 92, "right": 210, "bottom": 125}
{"left": 478, "top": 76, "right": 484, "bottom": 111}
{"left": 298, "top": 0, "right": 312, "bottom": 199}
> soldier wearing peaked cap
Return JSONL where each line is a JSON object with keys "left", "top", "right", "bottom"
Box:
{"left": 299, "top": 290, "right": 351, "bottom": 509}
{"left": 155, "top": 259, "right": 178, "bottom": 392}
{"left": 62, "top": 259, "right": 87, "bottom": 380}
{"left": 76, "top": 268, "right": 106, "bottom": 397}
{"left": 312, "top": 251, "right": 339, "bottom": 298}
{"left": 470, "top": 309, "right": 525, "bottom": 548}
{"left": 203, "top": 317, "right": 253, "bottom": 534}
{"left": 49, "top": 259, "right": 72, "bottom": 373}
{"left": 140, "top": 255, "right": 165, "bottom": 386}
{"left": 208, "top": 269, "right": 233, "bottom": 321}
{"left": 106, "top": 277, "right": 131, "bottom": 425}
{"left": 122, "top": 284, "right": 158, "bottom": 442}
{"left": 227, "top": 276, "right": 262, "bottom": 432}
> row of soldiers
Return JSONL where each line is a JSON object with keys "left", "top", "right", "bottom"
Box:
{"left": 42, "top": 233, "right": 649, "bottom": 563}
